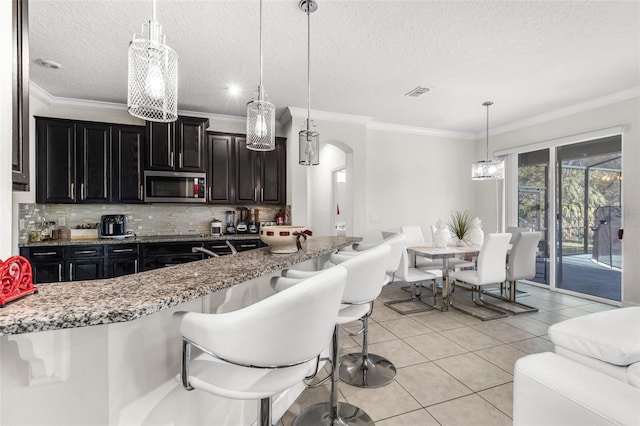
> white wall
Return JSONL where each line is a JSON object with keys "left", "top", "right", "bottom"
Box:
{"left": 365, "top": 127, "right": 476, "bottom": 242}
{"left": 477, "top": 96, "right": 640, "bottom": 305}
{"left": 1, "top": 1, "right": 13, "bottom": 259}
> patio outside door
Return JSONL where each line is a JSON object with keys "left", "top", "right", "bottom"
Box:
{"left": 556, "top": 136, "right": 622, "bottom": 302}
{"left": 517, "top": 135, "right": 622, "bottom": 302}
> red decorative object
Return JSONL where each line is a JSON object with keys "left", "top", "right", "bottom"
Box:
{"left": 0, "top": 256, "right": 38, "bottom": 308}
{"left": 293, "top": 229, "right": 313, "bottom": 251}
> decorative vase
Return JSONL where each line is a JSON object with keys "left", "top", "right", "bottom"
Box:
{"left": 456, "top": 238, "right": 466, "bottom": 247}
{"left": 433, "top": 220, "right": 450, "bottom": 248}
{"left": 468, "top": 217, "right": 484, "bottom": 246}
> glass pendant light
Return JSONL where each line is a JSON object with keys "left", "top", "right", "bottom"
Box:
{"left": 471, "top": 101, "right": 504, "bottom": 180}
{"left": 298, "top": 0, "right": 319, "bottom": 166}
{"left": 127, "top": 0, "right": 178, "bottom": 122}
{"left": 246, "top": 0, "right": 275, "bottom": 151}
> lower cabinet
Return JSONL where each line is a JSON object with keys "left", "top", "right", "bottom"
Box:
{"left": 67, "top": 245, "right": 104, "bottom": 281}
{"left": 21, "top": 246, "right": 65, "bottom": 283}
{"left": 21, "top": 239, "right": 265, "bottom": 283}
{"left": 105, "top": 245, "right": 139, "bottom": 277}
{"left": 140, "top": 243, "right": 205, "bottom": 271}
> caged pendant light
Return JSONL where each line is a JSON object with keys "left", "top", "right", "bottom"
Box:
{"left": 298, "top": 0, "right": 319, "bottom": 166}
{"left": 127, "top": 0, "right": 178, "bottom": 123}
{"left": 471, "top": 101, "right": 504, "bottom": 180}
{"left": 246, "top": 0, "right": 276, "bottom": 151}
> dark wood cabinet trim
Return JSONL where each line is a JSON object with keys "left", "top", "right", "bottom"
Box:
{"left": 12, "top": 0, "right": 29, "bottom": 191}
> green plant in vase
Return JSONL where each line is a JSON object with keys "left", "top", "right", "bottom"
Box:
{"left": 448, "top": 210, "right": 472, "bottom": 246}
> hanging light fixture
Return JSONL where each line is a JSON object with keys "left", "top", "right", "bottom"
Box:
{"left": 471, "top": 101, "right": 504, "bottom": 180}
{"left": 246, "top": 0, "right": 276, "bottom": 151}
{"left": 127, "top": 0, "right": 178, "bottom": 122}
{"left": 298, "top": 0, "right": 319, "bottom": 166}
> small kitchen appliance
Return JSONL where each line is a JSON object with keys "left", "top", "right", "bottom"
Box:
{"left": 248, "top": 208, "right": 259, "bottom": 234}
{"left": 210, "top": 220, "right": 223, "bottom": 237}
{"left": 100, "top": 215, "right": 129, "bottom": 238}
{"left": 236, "top": 207, "right": 249, "bottom": 233}
{"left": 225, "top": 211, "right": 236, "bottom": 234}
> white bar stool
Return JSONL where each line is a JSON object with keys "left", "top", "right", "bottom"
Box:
{"left": 173, "top": 266, "right": 347, "bottom": 426}
{"left": 275, "top": 245, "right": 390, "bottom": 425}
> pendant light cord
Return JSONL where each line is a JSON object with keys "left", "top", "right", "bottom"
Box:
{"left": 259, "top": 0, "right": 264, "bottom": 98}
{"left": 307, "top": 5, "right": 311, "bottom": 126}
{"left": 483, "top": 101, "right": 493, "bottom": 161}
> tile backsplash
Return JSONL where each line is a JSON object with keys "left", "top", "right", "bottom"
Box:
{"left": 18, "top": 203, "right": 284, "bottom": 243}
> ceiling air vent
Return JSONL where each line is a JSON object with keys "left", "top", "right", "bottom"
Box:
{"left": 404, "top": 86, "right": 430, "bottom": 97}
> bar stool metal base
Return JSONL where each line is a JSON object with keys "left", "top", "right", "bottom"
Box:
{"left": 339, "top": 353, "right": 396, "bottom": 387}
{"left": 294, "top": 402, "right": 374, "bottom": 426}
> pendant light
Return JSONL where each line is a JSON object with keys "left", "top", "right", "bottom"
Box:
{"left": 471, "top": 101, "right": 504, "bottom": 180}
{"left": 246, "top": 0, "right": 276, "bottom": 151}
{"left": 298, "top": 0, "right": 319, "bottom": 166}
{"left": 127, "top": 0, "right": 178, "bottom": 123}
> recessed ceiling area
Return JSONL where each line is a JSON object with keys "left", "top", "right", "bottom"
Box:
{"left": 28, "top": 0, "right": 640, "bottom": 135}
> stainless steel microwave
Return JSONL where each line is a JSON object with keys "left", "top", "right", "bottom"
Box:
{"left": 144, "top": 171, "right": 206, "bottom": 203}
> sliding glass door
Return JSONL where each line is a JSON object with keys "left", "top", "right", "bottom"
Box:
{"left": 516, "top": 135, "right": 622, "bottom": 302}
{"left": 556, "top": 136, "right": 622, "bottom": 301}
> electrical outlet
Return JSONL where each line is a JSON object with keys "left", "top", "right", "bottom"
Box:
{"left": 58, "top": 217, "right": 66, "bottom": 227}
{"left": 19, "top": 219, "right": 25, "bottom": 230}
{"left": 370, "top": 214, "right": 378, "bottom": 223}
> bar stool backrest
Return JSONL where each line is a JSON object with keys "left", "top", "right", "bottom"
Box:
{"left": 401, "top": 226, "right": 425, "bottom": 247}
{"left": 174, "top": 265, "right": 347, "bottom": 367}
{"left": 330, "top": 245, "right": 390, "bottom": 305}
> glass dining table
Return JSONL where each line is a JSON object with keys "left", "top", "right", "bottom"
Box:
{"left": 406, "top": 245, "right": 481, "bottom": 311}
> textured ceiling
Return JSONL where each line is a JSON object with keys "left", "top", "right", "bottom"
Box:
{"left": 29, "top": 0, "right": 640, "bottom": 134}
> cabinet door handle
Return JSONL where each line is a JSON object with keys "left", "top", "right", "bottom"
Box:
{"left": 261, "top": 188, "right": 264, "bottom": 202}
{"left": 254, "top": 188, "right": 258, "bottom": 200}
{"left": 81, "top": 183, "right": 85, "bottom": 200}
{"left": 179, "top": 152, "right": 183, "bottom": 169}
{"left": 139, "top": 185, "right": 143, "bottom": 200}
{"left": 208, "top": 186, "right": 212, "bottom": 200}
{"left": 134, "top": 259, "right": 139, "bottom": 274}
{"left": 69, "top": 263, "right": 73, "bottom": 281}
{"left": 75, "top": 250, "right": 97, "bottom": 255}
{"left": 170, "top": 152, "right": 174, "bottom": 168}
{"left": 70, "top": 183, "right": 75, "bottom": 200}
{"left": 58, "top": 264, "right": 63, "bottom": 282}
{"left": 112, "top": 248, "right": 134, "bottom": 253}
{"left": 33, "top": 251, "right": 58, "bottom": 257}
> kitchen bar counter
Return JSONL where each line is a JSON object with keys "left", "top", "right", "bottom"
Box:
{"left": 1, "top": 236, "right": 359, "bottom": 335}
{"left": 19, "top": 233, "right": 267, "bottom": 247}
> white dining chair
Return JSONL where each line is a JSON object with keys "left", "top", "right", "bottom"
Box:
{"left": 384, "top": 248, "right": 442, "bottom": 314}
{"left": 449, "top": 233, "right": 512, "bottom": 320}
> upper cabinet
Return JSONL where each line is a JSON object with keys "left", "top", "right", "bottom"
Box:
{"left": 36, "top": 117, "right": 144, "bottom": 204}
{"left": 208, "top": 133, "right": 286, "bottom": 205}
{"left": 112, "top": 125, "right": 145, "bottom": 203}
{"left": 145, "top": 116, "right": 209, "bottom": 172}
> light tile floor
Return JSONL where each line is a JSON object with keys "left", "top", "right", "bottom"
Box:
{"left": 279, "top": 282, "right": 616, "bottom": 426}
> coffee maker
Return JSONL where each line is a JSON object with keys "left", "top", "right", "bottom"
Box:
{"left": 236, "top": 207, "right": 249, "bottom": 233}
{"left": 248, "top": 208, "right": 259, "bottom": 233}
{"left": 225, "top": 210, "right": 236, "bottom": 234}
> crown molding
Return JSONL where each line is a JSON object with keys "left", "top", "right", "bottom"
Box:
{"left": 483, "top": 86, "right": 640, "bottom": 139}
{"left": 367, "top": 121, "right": 476, "bottom": 140}
{"left": 287, "top": 107, "right": 372, "bottom": 125}
{"left": 29, "top": 82, "right": 257, "bottom": 130}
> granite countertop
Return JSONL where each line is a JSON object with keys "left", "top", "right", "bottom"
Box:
{"left": 2, "top": 236, "right": 360, "bottom": 336}
{"left": 20, "top": 233, "right": 266, "bottom": 247}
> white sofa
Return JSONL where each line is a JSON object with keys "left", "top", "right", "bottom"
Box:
{"left": 513, "top": 307, "right": 640, "bottom": 426}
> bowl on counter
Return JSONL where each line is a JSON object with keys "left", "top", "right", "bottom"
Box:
{"left": 260, "top": 226, "right": 307, "bottom": 253}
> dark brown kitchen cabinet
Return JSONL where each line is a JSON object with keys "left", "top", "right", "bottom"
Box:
{"left": 112, "top": 125, "right": 144, "bottom": 203}
{"left": 67, "top": 245, "right": 104, "bottom": 281}
{"left": 20, "top": 246, "right": 65, "bottom": 284}
{"left": 235, "top": 136, "right": 286, "bottom": 205}
{"left": 207, "top": 134, "right": 235, "bottom": 204}
{"left": 76, "top": 122, "right": 111, "bottom": 203}
{"left": 145, "top": 116, "right": 209, "bottom": 172}
{"left": 36, "top": 117, "right": 145, "bottom": 204}
{"left": 36, "top": 118, "right": 76, "bottom": 203}
{"left": 105, "top": 245, "right": 139, "bottom": 277}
